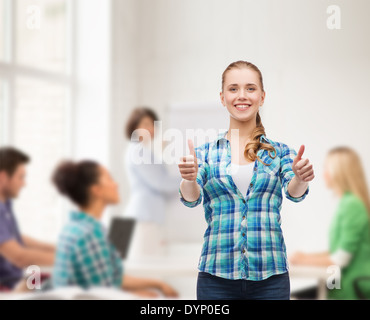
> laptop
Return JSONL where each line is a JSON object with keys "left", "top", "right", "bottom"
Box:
{"left": 108, "top": 217, "right": 136, "bottom": 259}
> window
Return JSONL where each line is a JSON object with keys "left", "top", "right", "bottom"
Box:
{"left": 0, "top": 0, "right": 4, "bottom": 60}
{"left": 13, "top": 77, "right": 69, "bottom": 240}
{"left": 0, "top": 0, "right": 73, "bottom": 242}
{"left": 15, "top": 0, "right": 68, "bottom": 73}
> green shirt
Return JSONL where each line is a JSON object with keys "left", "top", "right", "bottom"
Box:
{"left": 52, "top": 211, "right": 123, "bottom": 289}
{"left": 328, "top": 192, "right": 370, "bottom": 299}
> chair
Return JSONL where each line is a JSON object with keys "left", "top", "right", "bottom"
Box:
{"left": 0, "top": 276, "right": 22, "bottom": 292}
{"left": 353, "top": 277, "right": 370, "bottom": 299}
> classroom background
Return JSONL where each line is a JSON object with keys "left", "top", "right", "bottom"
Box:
{"left": 0, "top": 0, "right": 369, "bottom": 299}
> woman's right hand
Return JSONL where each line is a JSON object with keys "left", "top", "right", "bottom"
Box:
{"left": 178, "top": 139, "right": 198, "bottom": 182}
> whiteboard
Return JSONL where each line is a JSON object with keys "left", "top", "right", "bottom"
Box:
{"left": 164, "top": 101, "right": 229, "bottom": 243}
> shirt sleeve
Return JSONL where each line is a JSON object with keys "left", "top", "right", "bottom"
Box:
{"left": 335, "top": 196, "right": 369, "bottom": 255}
{"left": 127, "top": 143, "right": 181, "bottom": 196}
{"left": 179, "top": 145, "right": 208, "bottom": 208}
{"left": 125, "top": 143, "right": 181, "bottom": 196}
{"left": 74, "top": 232, "right": 122, "bottom": 288}
{"left": 0, "top": 212, "right": 14, "bottom": 245}
{"left": 132, "top": 163, "right": 181, "bottom": 196}
{"left": 330, "top": 249, "right": 353, "bottom": 268}
{"left": 279, "top": 144, "right": 309, "bottom": 203}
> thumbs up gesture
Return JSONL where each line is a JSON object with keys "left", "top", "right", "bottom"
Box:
{"left": 292, "top": 145, "right": 315, "bottom": 183}
{"left": 178, "top": 139, "right": 198, "bottom": 182}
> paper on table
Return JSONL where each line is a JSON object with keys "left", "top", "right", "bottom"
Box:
{"left": 11, "top": 286, "right": 146, "bottom": 300}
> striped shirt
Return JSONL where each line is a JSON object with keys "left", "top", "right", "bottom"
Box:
{"left": 52, "top": 211, "right": 123, "bottom": 289}
{"left": 179, "top": 130, "right": 309, "bottom": 281}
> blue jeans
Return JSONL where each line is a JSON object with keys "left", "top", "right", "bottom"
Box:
{"left": 197, "top": 271, "right": 290, "bottom": 300}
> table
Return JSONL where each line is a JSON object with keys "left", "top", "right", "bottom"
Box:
{"left": 287, "top": 265, "right": 329, "bottom": 300}
{"left": 126, "top": 256, "right": 329, "bottom": 300}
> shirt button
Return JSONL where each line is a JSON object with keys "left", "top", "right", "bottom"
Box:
{"left": 242, "top": 233, "right": 245, "bottom": 237}
{"left": 250, "top": 183, "right": 254, "bottom": 188}
{"left": 242, "top": 249, "right": 246, "bottom": 254}
{"left": 242, "top": 216, "right": 245, "bottom": 220}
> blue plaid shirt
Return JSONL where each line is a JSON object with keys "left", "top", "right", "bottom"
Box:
{"left": 179, "top": 131, "right": 309, "bottom": 281}
{"left": 52, "top": 211, "right": 123, "bottom": 289}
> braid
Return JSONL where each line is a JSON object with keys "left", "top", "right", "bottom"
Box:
{"left": 244, "top": 112, "right": 276, "bottom": 165}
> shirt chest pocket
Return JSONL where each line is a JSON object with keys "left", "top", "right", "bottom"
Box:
{"left": 208, "top": 160, "right": 234, "bottom": 193}
{"left": 261, "top": 157, "right": 280, "bottom": 176}
{"left": 209, "top": 158, "right": 227, "bottom": 179}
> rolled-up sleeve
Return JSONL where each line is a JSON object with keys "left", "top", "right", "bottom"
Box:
{"left": 279, "top": 144, "right": 309, "bottom": 203}
{"left": 179, "top": 146, "right": 208, "bottom": 208}
{"left": 179, "top": 184, "right": 204, "bottom": 208}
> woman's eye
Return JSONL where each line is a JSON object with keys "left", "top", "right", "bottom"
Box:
{"left": 230, "top": 88, "right": 237, "bottom": 92}
{"left": 247, "top": 88, "right": 255, "bottom": 91}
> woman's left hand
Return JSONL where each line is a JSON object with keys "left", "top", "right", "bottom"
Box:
{"left": 292, "top": 145, "right": 315, "bottom": 183}
{"left": 289, "top": 251, "right": 306, "bottom": 265}
{"left": 132, "top": 289, "right": 160, "bottom": 298}
{"left": 158, "top": 281, "right": 179, "bottom": 298}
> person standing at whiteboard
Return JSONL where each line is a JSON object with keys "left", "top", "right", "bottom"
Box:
{"left": 178, "top": 61, "right": 315, "bottom": 300}
{"left": 124, "top": 107, "right": 181, "bottom": 259}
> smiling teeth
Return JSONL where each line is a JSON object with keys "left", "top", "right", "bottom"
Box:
{"left": 235, "top": 105, "right": 250, "bottom": 109}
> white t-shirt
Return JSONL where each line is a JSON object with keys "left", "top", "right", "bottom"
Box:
{"left": 230, "top": 162, "right": 255, "bottom": 197}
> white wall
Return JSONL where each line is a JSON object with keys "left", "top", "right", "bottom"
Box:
{"left": 74, "top": 0, "right": 111, "bottom": 166}
{"left": 112, "top": 0, "right": 370, "bottom": 253}
{"left": 108, "top": 0, "right": 139, "bottom": 219}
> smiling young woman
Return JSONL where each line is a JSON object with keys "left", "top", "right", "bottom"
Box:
{"left": 178, "top": 60, "right": 315, "bottom": 300}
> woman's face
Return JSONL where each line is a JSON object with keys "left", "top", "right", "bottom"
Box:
{"left": 92, "top": 166, "right": 120, "bottom": 205}
{"left": 220, "top": 68, "right": 265, "bottom": 123}
{"left": 136, "top": 116, "right": 155, "bottom": 142}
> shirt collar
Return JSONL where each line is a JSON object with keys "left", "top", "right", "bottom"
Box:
{"left": 70, "top": 211, "right": 101, "bottom": 226}
{"left": 0, "top": 198, "right": 13, "bottom": 212}
{"left": 216, "top": 130, "right": 270, "bottom": 144}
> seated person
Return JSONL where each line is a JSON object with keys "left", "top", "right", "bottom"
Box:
{"left": 0, "top": 147, "right": 55, "bottom": 291}
{"left": 290, "top": 147, "right": 370, "bottom": 299}
{"left": 51, "top": 160, "right": 178, "bottom": 298}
